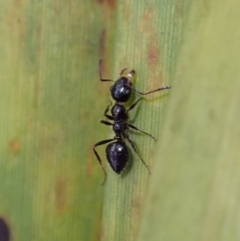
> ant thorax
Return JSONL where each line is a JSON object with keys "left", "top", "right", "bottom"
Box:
{"left": 111, "top": 103, "right": 128, "bottom": 121}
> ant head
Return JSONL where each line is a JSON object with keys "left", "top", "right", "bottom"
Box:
{"left": 110, "top": 69, "right": 136, "bottom": 103}
{"left": 110, "top": 77, "right": 132, "bottom": 102}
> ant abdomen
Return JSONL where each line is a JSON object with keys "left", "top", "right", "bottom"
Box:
{"left": 106, "top": 142, "right": 129, "bottom": 174}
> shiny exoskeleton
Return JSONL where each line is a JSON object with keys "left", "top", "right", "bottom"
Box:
{"left": 93, "top": 60, "right": 170, "bottom": 184}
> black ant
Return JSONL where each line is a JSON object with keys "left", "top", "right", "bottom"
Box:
{"left": 93, "top": 60, "right": 170, "bottom": 184}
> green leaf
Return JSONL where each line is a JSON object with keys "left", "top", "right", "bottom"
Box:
{"left": 102, "top": 1, "right": 190, "bottom": 241}
{"left": 0, "top": 1, "right": 116, "bottom": 240}
{"left": 138, "top": 0, "right": 240, "bottom": 241}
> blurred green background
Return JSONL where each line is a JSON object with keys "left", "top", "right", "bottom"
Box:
{"left": 1, "top": 0, "right": 240, "bottom": 241}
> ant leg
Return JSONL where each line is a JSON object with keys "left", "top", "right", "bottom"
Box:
{"left": 124, "top": 134, "right": 151, "bottom": 174}
{"left": 93, "top": 138, "right": 115, "bottom": 185}
{"left": 98, "top": 59, "right": 114, "bottom": 82}
{"left": 104, "top": 102, "right": 113, "bottom": 120}
{"left": 126, "top": 98, "right": 142, "bottom": 114}
{"left": 100, "top": 120, "right": 113, "bottom": 126}
{"left": 131, "top": 85, "right": 171, "bottom": 96}
{"left": 126, "top": 97, "right": 156, "bottom": 141}
{"left": 127, "top": 123, "right": 156, "bottom": 141}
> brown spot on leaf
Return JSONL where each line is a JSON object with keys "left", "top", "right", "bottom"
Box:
{"left": 8, "top": 139, "right": 21, "bottom": 153}
{"left": 131, "top": 194, "right": 143, "bottom": 234}
{"left": 55, "top": 177, "right": 67, "bottom": 213}
{"left": 14, "top": 0, "right": 22, "bottom": 4}
{"left": 86, "top": 141, "right": 95, "bottom": 178}
{"left": 0, "top": 218, "right": 10, "bottom": 241}
{"left": 86, "top": 157, "right": 94, "bottom": 177}
{"left": 97, "top": 0, "right": 116, "bottom": 9}
{"left": 99, "top": 29, "right": 106, "bottom": 58}
{"left": 143, "top": 10, "right": 153, "bottom": 22}
{"left": 148, "top": 39, "right": 159, "bottom": 68}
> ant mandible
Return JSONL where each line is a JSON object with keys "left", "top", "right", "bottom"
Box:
{"left": 93, "top": 60, "right": 170, "bottom": 184}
